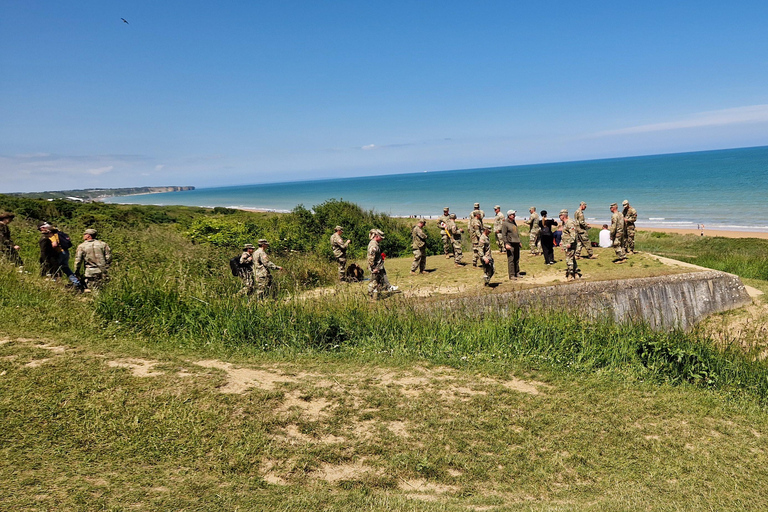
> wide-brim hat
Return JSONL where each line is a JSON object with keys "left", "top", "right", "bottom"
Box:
{"left": 622, "top": 200, "right": 629, "bottom": 206}
{"left": 257, "top": 239, "right": 269, "bottom": 245}
{"left": 610, "top": 202, "right": 618, "bottom": 208}
{"left": 243, "top": 243, "right": 255, "bottom": 250}
{"left": 84, "top": 228, "right": 98, "bottom": 236}
{"left": 0, "top": 212, "right": 15, "bottom": 221}
{"left": 559, "top": 209, "right": 568, "bottom": 216}
{"left": 473, "top": 203, "right": 480, "bottom": 208}
{"left": 334, "top": 225, "right": 343, "bottom": 231}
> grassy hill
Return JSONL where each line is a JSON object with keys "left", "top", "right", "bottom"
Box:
{"left": 1, "top": 197, "right": 768, "bottom": 510}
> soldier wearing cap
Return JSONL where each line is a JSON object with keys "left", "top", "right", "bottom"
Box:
{"left": 438, "top": 207, "right": 452, "bottom": 258}
{"left": 330, "top": 225, "right": 351, "bottom": 281}
{"left": 74, "top": 228, "right": 112, "bottom": 291}
{"left": 501, "top": 210, "right": 522, "bottom": 279}
{"left": 526, "top": 207, "right": 541, "bottom": 256}
{"left": 574, "top": 202, "right": 597, "bottom": 259}
{"left": 470, "top": 202, "right": 485, "bottom": 223}
{"left": 236, "top": 243, "right": 256, "bottom": 296}
{"left": 252, "top": 239, "right": 283, "bottom": 299}
{"left": 610, "top": 203, "right": 627, "bottom": 263}
{"left": 0, "top": 212, "right": 23, "bottom": 267}
{"left": 410, "top": 219, "right": 428, "bottom": 275}
{"left": 622, "top": 200, "right": 638, "bottom": 254}
{"left": 367, "top": 229, "right": 398, "bottom": 299}
{"left": 493, "top": 205, "right": 504, "bottom": 253}
{"left": 469, "top": 210, "right": 483, "bottom": 267}
{"left": 479, "top": 224, "right": 494, "bottom": 286}
{"left": 559, "top": 209, "right": 581, "bottom": 281}
{"left": 445, "top": 213, "right": 464, "bottom": 266}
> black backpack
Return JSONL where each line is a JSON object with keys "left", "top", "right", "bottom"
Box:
{"left": 229, "top": 254, "right": 249, "bottom": 276}
{"left": 58, "top": 231, "right": 73, "bottom": 251}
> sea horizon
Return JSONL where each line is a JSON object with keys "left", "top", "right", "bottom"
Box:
{"left": 106, "top": 146, "right": 768, "bottom": 232}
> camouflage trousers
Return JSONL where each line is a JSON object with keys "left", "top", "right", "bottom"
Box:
{"left": 482, "top": 259, "right": 494, "bottom": 284}
{"left": 411, "top": 247, "right": 426, "bottom": 273}
{"left": 237, "top": 272, "right": 255, "bottom": 296}
{"left": 255, "top": 275, "right": 274, "bottom": 300}
{"left": 529, "top": 231, "right": 541, "bottom": 255}
{"left": 564, "top": 243, "right": 579, "bottom": 277}
{"left": 441, "top": 233, "right": 452, "bottom": 256}
{"left": 471, "top": 239, "right": 480, "bottom": 266}
{"left": 623, "top": 224, "right": 636, "bottom": 253}
{"left": 612, "top": 237, "right": 626, "bottom": 259}
{"left": 452, "top": 238, "right": 463, "bottom": 263}
{"left": 336, "top": 256, "right": 347, "bottom": 281}
{"left": 368, "top": 269, "right": 392, "bottom": 298}
{"left": 575, "top": 230, "right": 593, "bottom": 257}
{"left": 495, "top": 231, "right": 504, "bottom": 251}
{"left": 84, "top": 273, "right": 108, "bottom": 291}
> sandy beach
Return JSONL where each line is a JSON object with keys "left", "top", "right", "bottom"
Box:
{"left": 637, "top": 227, "right": 768, "bottom": 239}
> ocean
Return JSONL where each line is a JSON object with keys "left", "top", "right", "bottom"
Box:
{"left": 107, "top": 146, "right": 768, "bottom": 232}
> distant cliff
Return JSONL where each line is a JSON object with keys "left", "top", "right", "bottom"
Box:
{"left": 8, "top": 186, "right": 195, "bottom": 201}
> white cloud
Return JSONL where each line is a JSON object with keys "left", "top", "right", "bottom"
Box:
{"left": 361, "top": 144, "right": 377, "bottom": 150}
{"left": 87, "top": 166, "right": 114, "bottom": 175}
{"left": 591, "top": 104, "right": 768, "bottom": 137}
{"left": 155, "top": 164, "right": 165, "bottom": 171}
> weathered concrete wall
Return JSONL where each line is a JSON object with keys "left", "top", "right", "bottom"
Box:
{"left": 445, "top": 270, "right": 752, "bottom": 331}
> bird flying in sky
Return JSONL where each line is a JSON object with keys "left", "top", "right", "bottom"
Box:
{"left": 121, "top": 18, "right": 129, "bottom": 24}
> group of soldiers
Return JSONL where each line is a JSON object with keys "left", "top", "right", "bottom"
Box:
{"left": 326, "top": 199, "right": 639, "bottom": 295}
{"left": 0, "top": 211, "right": 112, "bottom": 292}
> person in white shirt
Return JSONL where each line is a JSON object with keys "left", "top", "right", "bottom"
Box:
{"left": 599, "top": 224, "right": 612, "bottom": 248}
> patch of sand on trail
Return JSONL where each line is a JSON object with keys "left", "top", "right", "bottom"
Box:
{"left": 107, "top": 359, "right": 164, "bottom": 378}
{"left": 498, "top": 376, "right": 547, "bottom": 396}
{"left": 314, "top": 461, "right": 380, "bottom": 483}
{"left": 25, "top": 358, "right": 52, "bottom": 368}
{"left": 193, "top": 360, "right": 299, "bottom": 394}
{"left": 399, "top": 478, "right": 458, "bottom": 495}
{"left": 278, "top": 390, "right": 333, "bottom": 420}
{"left": 0, "top": 355, "right": 19, "bottom": 361}
{"left": 35, "top": 344, "right": 67, "bottom": 354}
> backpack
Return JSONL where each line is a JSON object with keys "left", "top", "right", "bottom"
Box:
{"left": 57, "top": 231, "right": 73, "bottom": 251}
{"left": 229, "top": 254, "right": 249, "bottom": 277}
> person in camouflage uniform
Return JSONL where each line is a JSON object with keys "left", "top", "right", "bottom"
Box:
{"left": 438, "top": 207, "right": 452, "bottom": 258}
{"left": 610, "top": 203, "right": 627, "bottom": 263}
{"left": 253, "top": 239, "right": 283, "bottom": 299}
{"left": 559, "top": 209, "right": 580, "bottom": 281}
{"left": 0, "top": 212, "right": 23, "bottom": 267}
{"left": 492, "top": 205, "right": 504, "bottom": 252}
{"left": 479, "top": 225, "right": 494, "bottom": 286}
{"left": 236, "top": 243, "right": 256, "bottom": 296}
{"left": 367, "top": 229, "right": 398, "bottom": 299}
{"left": 469, "top": 202, "right": 485, "bottom": 223}
{"left": 410, "top": 219, "right": 428, "bottom": 274}
{"left": 74, "top": 229, "right": 112, "bottom": 291}
{"left": 330, "top": 225, "right": 351, "bottom": 281}
{"left": 526, "top": 207, "right": 541, "bottom": 255}
{"left": 622, "top": 200, "right": 637, "bottom": 254}
{"left": 445, "top": 213, "right": 464, "bottom": 266}
{"left": 469, "top": 210, "right": 483, "bottom": 267}
{"left": 574, "top": 202, "right": 597, "bottom": 259}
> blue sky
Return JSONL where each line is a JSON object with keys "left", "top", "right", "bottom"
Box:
{"left": 2, "top": 1, "right": 768, "bottom": 192}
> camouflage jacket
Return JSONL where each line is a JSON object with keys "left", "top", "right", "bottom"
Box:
{"left": 470, "top": 208, "right": 485, "bottom": 222}
{"left": 367, "top": 239, "right": 384, "bottom": 272}
{"left": 493, "top": 212, "right": 504, "bottom": 232}
{"left": 526, "top": 212, "right": 541, "bottom": 233}
{"left": 479, "top": 233, "right": 493, "bottom": 261}
{"left": 74, "top": 239, "right": 112, "bottom": 277}
{"left": 610, "top": 211, "right": 625, "bottom": 239}
{"left": 561, "top": 219, "right": 578, "bottom": 246}
{"left": 445, "top": 218, "right": 461, "bottom": 239}
{"left": 253, "top": 247, "right": 279, "bottom": 278}
{"left": 438, "top": 214, "right": 450, "bottom": 234}
{"left": 330, "top": 232, "right": 350, "bottom": 258}
{"left": 623, "top": 206, "right": 637, "bottom": 225}
{"left": 468, "top": 217, "right": 482, "bottom": 243}
{"left": 574, "top": 209, "right": 589, "bottom": 232}
{"left": 411, "top": 225, "right": 427, "bottom": 250}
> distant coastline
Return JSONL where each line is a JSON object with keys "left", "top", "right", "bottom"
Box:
{"left": 7, "top": 186, "right": 195, "bottom": 202}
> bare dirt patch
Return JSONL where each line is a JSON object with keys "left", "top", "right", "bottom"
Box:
{"left": 193, "top": 360, "right": 300, "bottom": 393}
{"left": 35, "top": 344, "right": 66, "bottom": 354}
{"left": 399, "top": 478, "right": 458, "bottom": 494}
{"left": 278, "top": 390, "right": 333, "bottom": 421}
{"left": 315, "top": 462, "right": 380, "bottom": 483}
{"left": 25, "top": 358, "right": 52, "bottom": 368}
{"left": 107, "top": 359, "right": 164, "bottom": 378}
